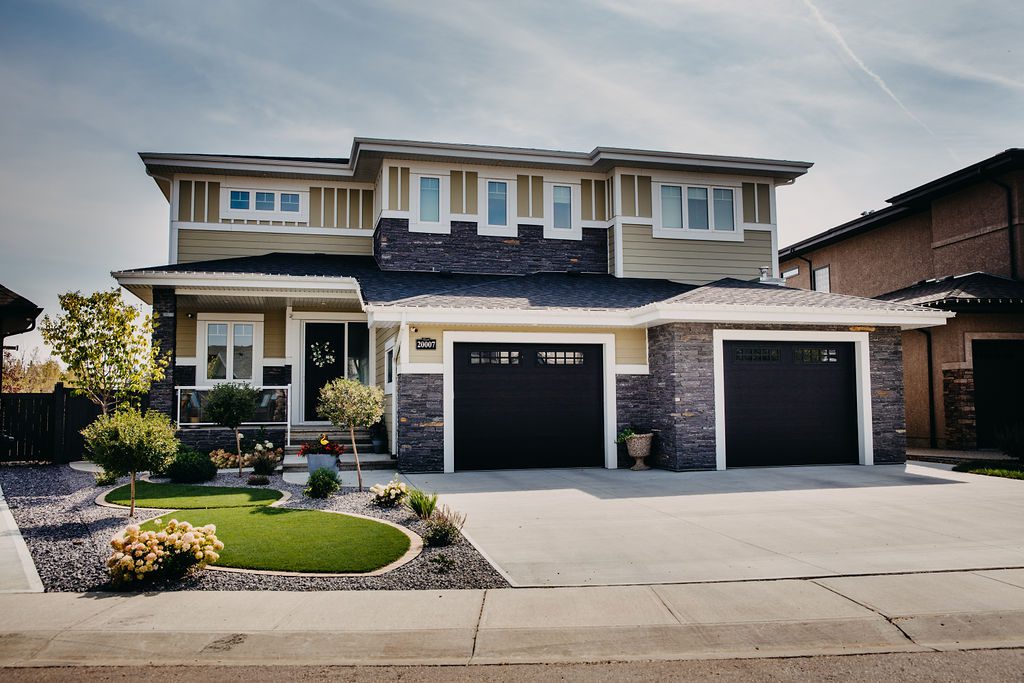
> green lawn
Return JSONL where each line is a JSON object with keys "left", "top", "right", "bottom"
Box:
{"left": 952, "top": 460, "right": 1024, "bottom": 480}
{"left": 142, "top": 507, "right": 411, "bottom": 573}
{"left": 105, "top": 481, "right": 282, "bottom": 509}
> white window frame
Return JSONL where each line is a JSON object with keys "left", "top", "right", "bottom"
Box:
{"left": 814, "top": 266, "right": 831, "bottom": 293}
{"left": 652, "top": 182, "right": 743, "bottom": 241}
{"left": 221, "top": 187, "right": 309, "bottom": 223}
{"left": 542, "top": 181, "right": 582, "bottom": 240}
{"left": 409, "top": 173, "right": 451, "bottom": 234}
{"left": 782, "top": 266, "right": 800, "bottom": 280}
{"left": 196, "top": 313, "right": 265, "bottom": 386}
{"left": 477, "top": 176, "right": 518, "bottom": 237}
{"left": 384, "top": 338, "right": 396, "bottom": 394}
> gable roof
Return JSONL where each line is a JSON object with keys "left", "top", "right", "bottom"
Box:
{"left": 877, "top": 272, "right": 1024, "bottom": 308}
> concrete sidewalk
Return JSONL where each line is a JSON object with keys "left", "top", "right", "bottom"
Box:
{"left": 3, "top": 569, "right": 1024, "bottom": 667}
{"left": 0, "top": 483, "right": 43, "bottom": 594}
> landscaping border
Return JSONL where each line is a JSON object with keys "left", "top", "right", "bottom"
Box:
{"left": 94, "top": 484, "right": 293, "bottom": 510}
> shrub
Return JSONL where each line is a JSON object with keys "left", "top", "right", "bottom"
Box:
{"left": 422, "top": 505, "right": 466, "bottom": 548}
{"left": 305, "top": 467, "right": 340, "bottom": 499}
{"left": 428, "top": 553, "right": 455, "bottom": 574}
{"left": 995, "top": 422, "right": 1024, "bottom": 461}
{"left": 94, "top": 470, "right": 120, "bottom": 486}
{"left": 405, "top": 487, "right": 438, "bottom": 520}
{"left": 251, "top": 450, "right": 280, "bottom": 476}
{"left": 107, "top": 518, "right": 223, "bottom": 588}
{"left": 317, "top": 379, "right": 385, "bottom": 491}
{"left": 81, "top": 407, "right": 179, "bottom": 516}
{"left": 166, "top": 446, "right": 217, "bottom": 483}
{"left": 247, "top": 474, "right": 270, "bottom": 486}
{"left": 204, "top": 383, "right": 259, "bottom": 476}
{"left": 369, "top": 477, "right": 408, "bottom": 507}
{"left": 209, "top": 449, "right": 255, "bottom": 469}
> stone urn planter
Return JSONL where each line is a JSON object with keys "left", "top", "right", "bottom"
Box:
{"left": 306, "top": 453, "right": 339, "bottom": 475}
{"left": 625, "top": 433, "right": 653, "bottom": 471}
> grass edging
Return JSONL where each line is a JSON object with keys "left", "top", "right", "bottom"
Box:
{"left": 951, "top": 460, "right": 1024, "bottom": 480}
{"left": 98, "top": 480, "right": 287, "bottom": 510}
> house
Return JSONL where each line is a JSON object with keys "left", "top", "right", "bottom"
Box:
{"left": 112, "top": 138, "right": 949, "bottom": 473}
{"left": 779, "top": 149, "right": 1024, "bottom": 451}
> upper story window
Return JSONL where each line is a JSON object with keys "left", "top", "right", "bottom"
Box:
{"left": 419, "top": 177, "right": 441, "bottom": 223}
{"left": 229, "top": 190, "right": 250, "bottom": 210}
{"left": 653, "top": 182, "right": 740, "bottom": 240}
{"left": 407, "top": 172, "right": 450, "bottom": 234}
{"left": 281, "top": 193, "right": 300, "bottom": 212}
{"left": 543, "top": 182, "right": 582, "bottom": 240}
{"left": 255, "top": 192, "right": 275, "bottom": 211}
{"left": 487, "top": 181, "right": 507, "bottom": 226}
{"left": 478, "top": 176, "right": 517, "bottom": 237}
{"left": 552, "top": 185, "right": 572, "bottom": 229}
{"left": 813, "top": 266, "right": 831, "bottom": 293}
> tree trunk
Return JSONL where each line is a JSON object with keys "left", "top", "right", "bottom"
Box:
{"left": 129, "top": 471, "right": 136, "bottom": 517}
{"left": 349, "top": 423, "right": 363, "bottom": 492}
{"left": 236, "top": 428, "right": 243, "bottom": 477}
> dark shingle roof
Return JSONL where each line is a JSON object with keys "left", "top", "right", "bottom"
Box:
{"left": 0, "top": 285, "right": 40, "bottom": 313}
{"left": 877, "top": 272, "right": 1024, "bottom": 308}
{"left": 660, "top": 278, "right": 930, "bottom": 312}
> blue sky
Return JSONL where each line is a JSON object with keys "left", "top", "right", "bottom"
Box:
{"left": 1, "top": 0, "right": 1021, "bottom": 356}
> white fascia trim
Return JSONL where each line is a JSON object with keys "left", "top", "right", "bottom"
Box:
{"left": 398, "top": 362, "right": 443, "bottom": 374}
{"left": 712, "top": 329, "right": 874, "bottom": 471}
{"left": 141, "top": 154, "right": 356, "bottom": 178}
{"left": 113, "top": 271, "right": 363, "bottom": 293}
{"left": 197, "top": 312, "right": 264, "bottom": 321}
{"left": 174, "top": 221, "right": 374, "bottom": 238}
{"left": 176, "top": 357, "right": 198, "bottom": 366}
{"left": 615, "top": 364, "right": 649, "bottom": 375}
{"left": 441, "top": 330, "right": 618, "bottom": 473}
{"left": 368, "top": 306, "right": 632, "bottom": 327}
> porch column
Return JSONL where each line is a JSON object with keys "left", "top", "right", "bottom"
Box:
{"left": 150, "top": 286, "right": 176, "bottom": 419}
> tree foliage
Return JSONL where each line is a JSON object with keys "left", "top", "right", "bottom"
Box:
{"left": 1, "top": 349, "right": 62, "bottom": 394}
{"left": 39, "top": 289, "right": 168, "bottom": 414}
{"left": 318, "top": 378, "right": 385, "bottom": 491}
{"left": 81, "top": 407, "right": 179, "bottom": 516}
{"left": 204, "top": 383, "right": 259, "bottom": 476}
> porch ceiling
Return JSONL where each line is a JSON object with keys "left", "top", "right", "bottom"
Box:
{"left": 176, "top": 291, "right": 363, "bottom": 312}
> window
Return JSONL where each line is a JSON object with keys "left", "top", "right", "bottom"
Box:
{"left": 385, "top": 348, "right": 394, "bottom": 384}
{"left": 419, "top": 177, "right": 440, "bottom": 223}
{"left": 537, "top": 350, "right": 584, "bottom": 366}
{"left": 487, "top": 181, "right": 507, "bottom": 226}
{"left": 281, "top": 193, "right": 300, "bottom": 212}
{"left": 713, "top": 189, "right": 735, "bottom": 231}
{"left": 469, "top": 350, "right": 520, "bottom": 365}
{"left": 795, "top": 348, "right": 838, "bottom": 363}
{"left": 734, "top": 346, "right": 781, "bottom": 362}
{"left": 204, "top": 322, "right": 256, "bottom": 381}
{"left": 229, "top": 190, "right": 250, "bottom": 210}
{"left": 813, "top": 266, "right": 831, "bottom": 293}
{"left": 553, "top": 185, "right": 572, "bottom": 229}
{"left": 255, "top": 192, "right": 275, "bottom": 211}
{"left": 687, "top": 187, "right": 709, "bottom": 229}
{"left": 660, "top": 185, "right": 683, "bottom": 229}
{"left": 782, "top": 266, "right": 800, "bottom": 279}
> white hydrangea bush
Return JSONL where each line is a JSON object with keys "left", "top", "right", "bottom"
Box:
{"left": 369, "top": 477, "right": 409, "bottom": 507}
{"left": 107, "top": 518, "right": 224, "bottom": 587}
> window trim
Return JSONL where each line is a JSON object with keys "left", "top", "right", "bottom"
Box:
{"left": 478, "top": 176, "right": 518, "bottom": 237}
{"left": 409, "top": 173, "right": 451, "bottom": 234}
{"left": 222, "top": 188, "right": 308, "bottom": 222}
{"left": 542, "top": 181, "right": 583, "bottom": 240}
{"left": 652, "top": 182, "right": 743, "bottom": 241}
{"left": 196, "top": 313, "right": 265, "bottom": 386}
{"left": 384, "top": 338, "right": 395, "bottom": 394}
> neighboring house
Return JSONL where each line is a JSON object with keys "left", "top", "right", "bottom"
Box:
{"left": 780, "top": 149, "right": 1023, "bottom": 451}
{"left": 113, "top": 139, "right": 948, "bottom": 473}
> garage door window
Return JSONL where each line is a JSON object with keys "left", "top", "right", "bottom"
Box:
{"left": 734, "top": 346, "right": 780, "bottom": 362}
{"left": 469, "top": 350, "right": 520, "bottom": 365}
{"left": 795, "top": 347, "right": 839, "bottom": 363}
{"left": 537, "top": 350, "right": 585, "bottom": 366}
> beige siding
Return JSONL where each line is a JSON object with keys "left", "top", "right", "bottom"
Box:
{"left": 174, "top": 308, "right": 284, "bottom": 358}
{"left": 582, "top": 180, "right": 593, "bottom": 221}
{"left": 465, "top": 171, "right": 478, "bottom": 214}
{"left": 178, "top": 180, "right": 192, "bottom": 222}
{"left": 517, "top": 175, "right": 530, "bottom": 217}
{"left": 264, "top": 310, "right": 285, "bottom": 357}
{"left": 375, "top": 328, "right": 397, "bottom": 441}
{"left": 450, "top": 170, "right": 463, "bottom": 214}
{"left": 176, "top": 309, "right": 197, "bottom": 355}
{"left": 608, "top": 226, "right": 616, "bottom": 274}
{"left": 620, "top": 224, "right": 773, "bottom": 283}
{"left": 406, "top": 325, "right": 647, "bottom": 366}
{"left": 594, "top": 179, "right": 607, "bottom": 221}
{"left": 176, "top": 228, "right": 372, "bottom": 262}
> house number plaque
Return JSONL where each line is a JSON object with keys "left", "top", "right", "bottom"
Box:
{"left": 415, "top": 338, "right": 437, "bottom": 350}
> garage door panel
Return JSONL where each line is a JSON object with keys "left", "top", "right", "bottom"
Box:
{"left": 724, "top": 341, "right": 858, "bottom": 467}
{"left": 454, "top": 343, "right": 604, "bottom": 470}
{"left": 973, "top": 340, "right": 1024, "bottom": 448}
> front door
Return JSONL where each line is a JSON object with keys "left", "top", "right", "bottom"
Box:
{"left": 303, "top": 323, "right": 346, "bottom": 422}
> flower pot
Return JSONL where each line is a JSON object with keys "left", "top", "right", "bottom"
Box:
{"left": 371, "top": 438, "right": 385, "bottom": 454}
{"left": 306, "top": 453, "right": 339, "bottom": 475}
{"left": 626, "top": 433, "right": 653, "bottom": 471}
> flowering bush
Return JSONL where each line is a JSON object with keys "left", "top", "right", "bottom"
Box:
{"left": 107, "top": 518, "right": 223, "bottom": 587}
{"left": 370, "top": 478, "right": 408, "bottom": 507}
{"left": 209, "top": 441, "right": 283, "bottom": 471}
{"left": 297, "top": 434, "right": 346, "bottom": 458}
{"left": 209, "top": 449, "right": 255, "bottom": 469}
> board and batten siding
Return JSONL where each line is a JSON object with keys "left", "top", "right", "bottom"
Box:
{"left": 620, "top": 224, "right": 773, "bottom": 283}
{"left": 176, "top": 228, "right": 372, "bottom": 263}
{"left": 375, "top": 327, "right": 398, "bottom": 442}
{"left": 175, "top": 308, "right": 286, "bottom": 359}
{"left": 407, "top": 325, "right": 647, "bottom": 366}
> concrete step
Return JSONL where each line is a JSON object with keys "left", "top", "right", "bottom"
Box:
{"left": 282, "top": 452, "right": 396, "bottom": 471}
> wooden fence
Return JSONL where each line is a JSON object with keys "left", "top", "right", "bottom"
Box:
{"left": 0, "top": 383, "right": 102, "bottom": 463}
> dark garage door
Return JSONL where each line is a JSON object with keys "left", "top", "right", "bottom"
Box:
{"left": 973, "top": 340, "right": 1024, "bottom": 449}
{"left": 724, "top": 341, "right": 858, "bottom": 467}
{"left": 453, "top": 343, "right": 604, "bottom": 470}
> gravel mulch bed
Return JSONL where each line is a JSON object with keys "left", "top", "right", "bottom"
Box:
{"left": 0, "top": 464, "right": 509, "bottom": 592}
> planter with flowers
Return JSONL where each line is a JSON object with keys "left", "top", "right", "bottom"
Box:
{"left": 616, "top": 427, "right": 653, "bottom": 471}
{"left": 298, "top": 433, "right": 346, "bottom": 475}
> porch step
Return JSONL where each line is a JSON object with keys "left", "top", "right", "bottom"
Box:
{"left": 282, "top": 452, "right": 396, "bottom": 471}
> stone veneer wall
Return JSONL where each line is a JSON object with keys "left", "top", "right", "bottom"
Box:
{"left": 615, "top": 374, "right": 653, "bottom": 468}
{"left": 395, "top": 373, "right": 444, "bottom": 472}
{"left": 373, "top": 218, "right": 608, "bottom": 274}
{"left": 179, "top": 427, "right": 287, "bottom": 453}
{"left": 150, "top": 287, "right": 177, "bottom": 419}
{"left": 942, "top": 367, "right": 976, "bottom": 449}
{"left": 643, "top": 323, "right": 907, "bottom": 470}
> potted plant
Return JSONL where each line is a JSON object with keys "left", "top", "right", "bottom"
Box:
{"left": 298, "top": 434, "right": 346, "bottom": 475}
{"left": 369, "top": 419, "right": 388, "bottom": 454}
{"left": 617, "top": 427, "right": 653, "bottom": 471}
{"left": 317, "top": 378, "right": 385, "bottom": 491}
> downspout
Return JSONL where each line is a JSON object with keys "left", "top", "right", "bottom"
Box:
{"left": 988, "top": 174, "right": 1017, "bottom": 280}
{"left": 797, "top": 255, "right": 814, "bottom": 289}
{"left": 912, "top": 328, "right": 938, "bottom": 449}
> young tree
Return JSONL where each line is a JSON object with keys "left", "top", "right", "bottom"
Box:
{"left": 318, "top": 379, "right": 384, "bottom": 492}
{"left": 39, "top": 289, "right": 168, "bottom": 414}
{"left": 81, "top": 408, "right": 178, "bottom": 517}
{"left": 204, "top": 383, "right": 259, "bottom": 476}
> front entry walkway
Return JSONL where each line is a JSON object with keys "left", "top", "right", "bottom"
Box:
{"left": 0, "top": 483, "right": 43, "bottom": 593}
{"left": 406, "top": 463, "right": 1024, "bottom": 587}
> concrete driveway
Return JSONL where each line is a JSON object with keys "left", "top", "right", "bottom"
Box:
{"left": 405, "top": 463, "right": 1024, "bottom": 587}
